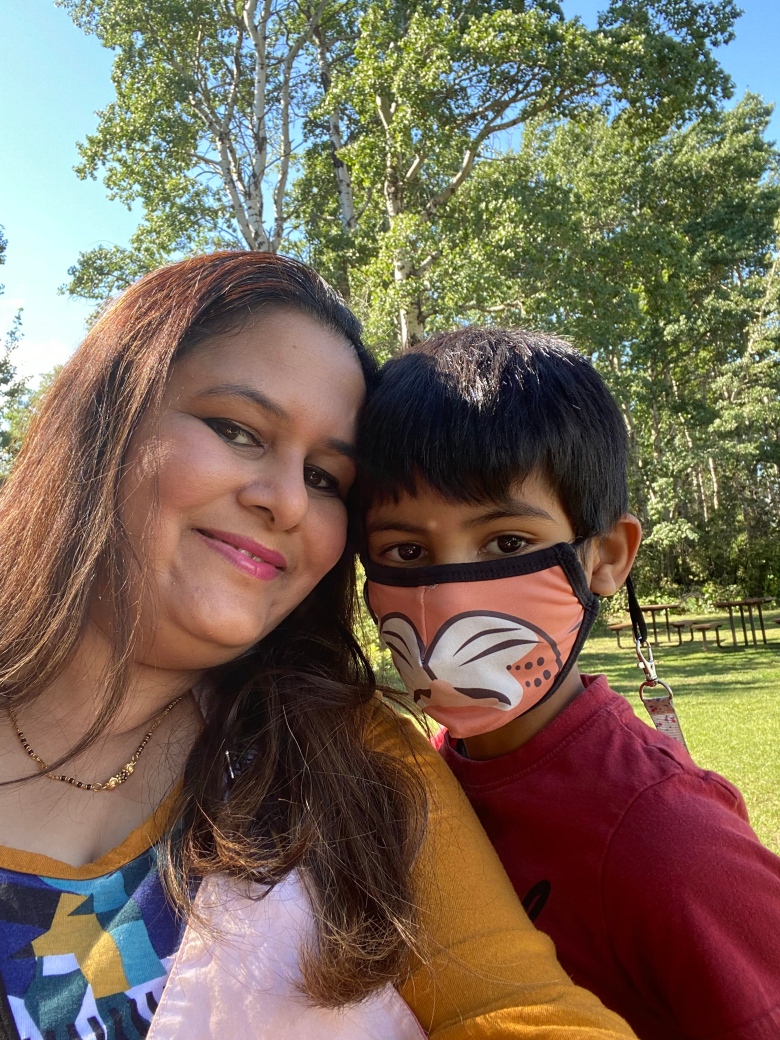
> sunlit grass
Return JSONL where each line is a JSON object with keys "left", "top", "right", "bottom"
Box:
{"left": 580, "top": 613, "right": 780, "bottom": 853}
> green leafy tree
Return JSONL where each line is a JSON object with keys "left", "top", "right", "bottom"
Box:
{"left": 61, "top": 0, "right": 738, "bottom": 347}
{"left": 550, "top": 99, "right": 780, "bottom": 596}
{"left": 424, "top": 96, "right": 780, "bottom": 595}
{"left": 61, "top": 0, "right": 336, "bottom": 300}
{"left": 0, "top": 367, "right": 64, "bottom": 480}
{"left": 298, "top": 0, "right": 738, "bottom": 347}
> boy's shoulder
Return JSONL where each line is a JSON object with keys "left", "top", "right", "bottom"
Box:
{"left": 579, "top": 675, "right": 746, "bottom": 813}
{"left": 435, "top": 673, "right": 746, "bottom": 826}
{"left": 434, "top": 678, "right": 780, "bottom": 1040}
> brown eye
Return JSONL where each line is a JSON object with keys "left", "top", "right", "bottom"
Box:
{"left": 488, "top": 534, "right": 528, "bottom": 555}
{"left": 304, "top": 465, "right": 339, "bottom": 495}
{"left": 206, "top": 418, "right": 258, "bottom": 446}
{"left": 388, "top": 543, "right": 425, "bottom": 563}
{"left": 497, "top": 535, "right": 523, "bottom": 553}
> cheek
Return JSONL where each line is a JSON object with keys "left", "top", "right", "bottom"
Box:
{"left": 121, "top": 421, "right": 226, "bottom": 552}
{"left": 302, "top": 501, "right": 349, "bottom": 579}
{"left": 157, "top": 443, "right": 222, "bottom": 516}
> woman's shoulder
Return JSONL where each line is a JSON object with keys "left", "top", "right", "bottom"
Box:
{"left": 363, "top": 694, "right": 433, "bottom": 756}
{"left": 364, "top": 696, "right": 635, "bottom": 1038}
{"left": 362, "top": 694, "right": 458, "bottom": 798}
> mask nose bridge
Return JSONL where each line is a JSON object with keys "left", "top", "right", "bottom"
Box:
{"left": 419, "top": 585, "right": 433, "bottom": 648}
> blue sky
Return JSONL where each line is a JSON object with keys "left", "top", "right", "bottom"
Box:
{"left": 1, "top": 0, "right": 779, "bottom": 382}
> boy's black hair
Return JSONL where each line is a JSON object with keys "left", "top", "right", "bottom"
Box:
{"left": 358, "top": 327, "right": 629, "bottom": 539}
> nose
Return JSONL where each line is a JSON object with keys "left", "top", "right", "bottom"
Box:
{"left": 236, "top": 456, "right": 310, "bottom": 530}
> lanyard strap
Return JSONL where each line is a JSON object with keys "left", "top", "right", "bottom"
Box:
{"left": 625, "top": 575, "right": 688, "bottom": 749}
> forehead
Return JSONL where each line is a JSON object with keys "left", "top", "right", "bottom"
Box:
{"left": 172, "top": 309, "right": 366, "bottom": 426}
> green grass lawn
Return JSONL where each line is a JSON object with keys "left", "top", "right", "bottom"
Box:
{"left": 580, "top": 613, "right": 780, "bottom": 853}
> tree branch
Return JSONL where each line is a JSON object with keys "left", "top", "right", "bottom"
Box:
{"left": 271, "top": 0, "right": 329, "bottom": 250}
{"left": 404, "top": 153, "right": 423, "bottom": 183}
{"left": 243, "top": 0, "right": 273, "bottom": 243}
{"left": 411, "top": 250, "right": 441, "bottom": 277}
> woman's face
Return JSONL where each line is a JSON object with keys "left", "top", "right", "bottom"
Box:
{"left": 120, "top": 308, "right": 366, "bottom": 671}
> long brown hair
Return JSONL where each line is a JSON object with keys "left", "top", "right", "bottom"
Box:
{"left": 0, "top": 252, "right": 426, "bottom": 1004}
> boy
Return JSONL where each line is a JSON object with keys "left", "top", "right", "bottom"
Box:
{"left": 358, "top": 327, "right": 780, "bottom": 1040}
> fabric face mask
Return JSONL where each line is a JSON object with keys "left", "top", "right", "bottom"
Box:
{"left": 363, "top": 543, "right": 599, "bottom": 738}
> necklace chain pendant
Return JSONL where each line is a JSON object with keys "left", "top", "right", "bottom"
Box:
{"left": 8, "top": 694, "right": 186, "bottom": 793}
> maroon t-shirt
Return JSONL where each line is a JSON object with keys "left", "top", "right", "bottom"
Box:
{"left": 435, "top": 674, "right": 780, "bottom": 1040}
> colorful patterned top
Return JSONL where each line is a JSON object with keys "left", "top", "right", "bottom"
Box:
{"left": 0, "top": 795, "right": 184, "bottom": 1040}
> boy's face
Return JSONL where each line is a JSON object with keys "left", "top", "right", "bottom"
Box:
{"left": 366, "top": 472, "right": 587, "bottom": 574}
{"left": 365, "top": 473, "right": 600, "bottom": 757}
{"left": 365, "top": 473, "right": 640, "bottom": 760}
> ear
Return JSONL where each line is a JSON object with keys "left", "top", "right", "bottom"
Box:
{"left": 588, "top": 514, "right": 642, "bottom": 597}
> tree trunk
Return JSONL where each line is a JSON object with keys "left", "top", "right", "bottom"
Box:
{"left": 380, "top": 134, "right": 426, "bottom": 349}
{"left": 398, "top": 298, "right": 425, "bottom": 347}
{"left": 314, "top": 27, "right": 357, "bottom": 233}
{"left": 390, "top": 254, "right": 425, "bottom": 347}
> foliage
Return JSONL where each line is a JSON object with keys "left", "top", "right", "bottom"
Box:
{"left": 0, "top": 228, "right": 28, "bottom": 479}
{"left": 60, "top": 0, "right": 739, "bottom": 346}
{"left": 295, "top": 0, "right": 739, "bottom": 346}
{"left": 0, "top": 368, "right": 63, "bottom": 480}
{"left": 547, "top": 98, "right": 780, "bottom": 597}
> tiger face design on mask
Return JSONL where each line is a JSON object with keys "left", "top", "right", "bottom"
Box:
{"left": 380, "top": 610, "right": 562, "bottom": 707}
{"left": 364, "top": 543, "right": 599, "bottom": 738}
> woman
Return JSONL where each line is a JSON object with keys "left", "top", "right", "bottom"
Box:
{"left": 0, "top": 252, "right": 633, "bottom": 1040}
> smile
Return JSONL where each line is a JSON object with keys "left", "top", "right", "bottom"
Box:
{"left": 196, "top": 528, "right": 286, "bottom": 582}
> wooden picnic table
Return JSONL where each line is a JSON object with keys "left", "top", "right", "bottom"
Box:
{"left": 607, "top": 621, "right": 633, "bottom": 648}
{"left": 639, "top": 602, "right": 680, "bottom": 643}
{"left": 713, "top": 597, "right": 773, "bottom": 647}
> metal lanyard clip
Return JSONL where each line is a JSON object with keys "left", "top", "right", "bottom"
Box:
{"left": 626, "top": 576, "right": 688, "bottom": 749}
{"left": 635, "top": 638, "right": 688, "bottom": 749}
{"left": 635, "top": 635, "right": 658, "bottom": 685}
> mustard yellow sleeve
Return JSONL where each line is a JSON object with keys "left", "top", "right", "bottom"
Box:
{"left": 368, "top": 702, "right": 636, "bottom": 1039}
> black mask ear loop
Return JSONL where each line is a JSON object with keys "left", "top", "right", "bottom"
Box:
{"left": 626, "top": 574, "right": 688, "bottom": 749}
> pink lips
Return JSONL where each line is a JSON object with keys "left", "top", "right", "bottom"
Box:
{"left": 196, "top": 528, "right": 286, "bottom": 582}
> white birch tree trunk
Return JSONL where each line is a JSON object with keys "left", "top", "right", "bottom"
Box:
{"left": 315, "top": 28, "right": 357, "bottom": 233}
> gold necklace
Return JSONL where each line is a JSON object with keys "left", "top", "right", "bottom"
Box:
{"left": 8, "top": 694, "right": 186, "bottom": 792}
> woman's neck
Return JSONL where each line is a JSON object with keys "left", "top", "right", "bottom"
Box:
{"left": 26, "top": 621, "right": 202, "bottom": 746}
{"left": 0, "top": 622, "right": 206, "bottom": 867}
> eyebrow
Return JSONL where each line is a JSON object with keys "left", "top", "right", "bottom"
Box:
{"left": 197, "top": 383, "right": 356, "bottom": 460}
{"left": 198, "top": 383, "right": 289, "bottom": 421}
{"left": 464, "top": 503, "right": 554, "bottom": 527}
{"left": 366, "top": 519, "right": 431, "bottom": 536}
{"left": 326, "top": 439, "right": 357, "bottom": 460}
{"left": 366, "top": 502, "right": 554, "bottom": 536}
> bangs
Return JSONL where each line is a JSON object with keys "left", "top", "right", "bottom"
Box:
{"left": 358, "top": 354, "right": 547, "bottom": 507}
